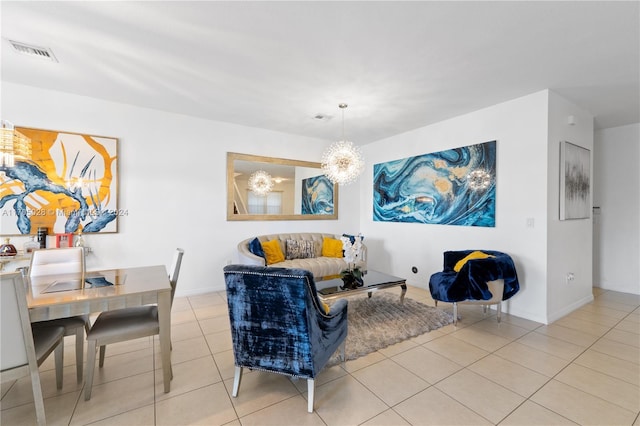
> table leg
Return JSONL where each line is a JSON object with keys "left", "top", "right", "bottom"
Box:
{"left": 158, "top": 291, "right": 172, "bottom": 393}
{"left": 400, "top": 284, "right": 407, "bottom": 304}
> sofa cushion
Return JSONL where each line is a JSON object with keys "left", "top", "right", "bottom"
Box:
{"left": 322, "top": 237, "right": 343, "bottom": 258}
{"left": 286, "top": 239, "right": 316, "bottom": 260}
{"left": 262, "top": 240, "right": 285, "bottom": 265}
{"left": 273, "top": 257, "right": 349, "bottom": 279}
{"left": 248, "top": 237, "right": 266, "bottom": 260}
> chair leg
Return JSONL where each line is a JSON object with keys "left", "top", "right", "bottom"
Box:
{"left": 483, "top": 305, "right": 488, "bottom": 314}
{"left": 85, "top": 342, "right": 97, "bottom": 401}
{"left": 99, "top": 345, "right": 106, "bottom": 367}
{"left": 232, "top": 366, "right": 243, "bottom": 397}
{"left": 307, "top": 378, "right": 315, "bottom": 413}
{"left": 29, "top": 367, "right": 47, "bottom": 426}
{"left": 54, "top": 339, "right": 64, "bottom": 390}
{"left": 453, "top": 302, "right": 458, "bottom": 326}
{"left": 75, "top": 326, "right": 84, "bottom": 383}
{"left": 497, "top": 302, "right": 502, "bottom": 323}
{"left": 434, "top": 300, "right": 438, "bottom": 307}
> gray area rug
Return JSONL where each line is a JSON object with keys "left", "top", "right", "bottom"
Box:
{"left": 327, "top": 292, "right": 454, "bottom": 366}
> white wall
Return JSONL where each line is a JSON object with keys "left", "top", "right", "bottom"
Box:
{"left": 3, "top": 82, "right": 610, "bottom": 322}
{"left": 546, "top": 91, "right": 595, "bottom": 321}
{"left": 593, "top": 123, "right": 640, "bottom": 294}
{"left": 2, "top": 82, "right": 361, "bottom": 295}
{"left": 360, "top": 91, "right": 551, "bottom": 323}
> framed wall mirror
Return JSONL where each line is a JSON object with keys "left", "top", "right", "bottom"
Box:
{"left": 227, "top": 152, "right": 339, "bottom": 221}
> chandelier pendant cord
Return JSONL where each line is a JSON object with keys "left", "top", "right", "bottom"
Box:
{"left": 340, "top": 103, "right": 347, "bottom": 141}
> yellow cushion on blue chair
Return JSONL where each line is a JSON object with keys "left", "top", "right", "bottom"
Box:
{"left": 454, "top": 251, "right": 494, "bottom": 272}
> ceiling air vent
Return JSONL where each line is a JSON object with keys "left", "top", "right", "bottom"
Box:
{"left": 9, "top": 40, "right": 58, "bottom": 62}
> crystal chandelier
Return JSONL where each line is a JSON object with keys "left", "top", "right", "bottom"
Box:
{"left": 0, "top": 120, "right": 31, "bottom": 169}
{"left": 321, "top": 104, "right": 364, "bottom": 185}
{"left": 248, "top": 170, "right": 274, "bottom": 196}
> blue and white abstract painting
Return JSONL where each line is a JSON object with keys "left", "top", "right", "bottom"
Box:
{"left": 373, "top": 141, "right": 496, "bottom": 227}
{"left": 301, "top": 175, "right": 334, "bottom": 215}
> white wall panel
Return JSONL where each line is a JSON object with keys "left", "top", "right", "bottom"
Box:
{"left": 546, "top": 91, "right": 595, "bottom": 322}
{"left": 593, "top": 123, "right": 640, "bottom": 295}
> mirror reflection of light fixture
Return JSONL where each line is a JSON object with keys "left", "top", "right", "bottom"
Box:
{"left": 321, "top": 103, "right": 364, "bottom": 185}
{"left": 248, "top": 170, "right": 274, "bottom": 196}
{"left": 467, "top": 169, "right": 492, "bottom": 190}
{"left": 0, "top": 120, "right": 31, "bottom": 170}
{"left": 227, "top": 152, "right": 339, "bottom": 221}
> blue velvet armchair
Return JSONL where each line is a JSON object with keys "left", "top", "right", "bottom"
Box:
{"left": 429, "top": 250, "right": 520, "bottom": 325}
{"left": 223, "top": 264, "right": 348, "bottom": 413}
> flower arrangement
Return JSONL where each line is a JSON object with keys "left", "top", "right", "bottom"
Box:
{"left": 340, "top": 233, "right": 364, "bottom": 289}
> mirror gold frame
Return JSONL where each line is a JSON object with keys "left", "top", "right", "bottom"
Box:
{"left": 227, "top": 152, "right": 339, "bottom": 221}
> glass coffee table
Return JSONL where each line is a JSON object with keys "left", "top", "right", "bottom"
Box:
{"left": 316, "top": 270, "right": 407, "bottom": 303}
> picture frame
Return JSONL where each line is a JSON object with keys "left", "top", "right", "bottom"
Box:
{"left": 1, "top": 127, "right": 119, "bottom": 235}
{"left": 301, "top": 175, "right": 334, "bottom": 215}
{"left": 373, "top": 140, "right": 497, "bottom": 227}
{"left": 559, "top": 140, "right": 590, "bottom": 220}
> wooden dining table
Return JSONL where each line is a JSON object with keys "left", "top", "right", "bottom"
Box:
{"left": 26, "top": 265, "right": 173, "bottom": 393}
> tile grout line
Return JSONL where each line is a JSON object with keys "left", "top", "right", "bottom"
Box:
{"left": 423, "top": 289, "right": 639, "bottom": 425}
{"left": 55, "top": 288, "right": 637, "bottom": 426}
{"left": 509, "top": 292, "right": 640, "bottom": 423}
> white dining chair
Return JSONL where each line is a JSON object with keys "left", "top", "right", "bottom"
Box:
{"left": 29, "top": 247, "right": 85, "bottom": 277}
{"left": 84, "top": 248, "right": 184, "bottom": 400}
{"left": 29, "top": 247, "right": 89, "bottom": 383}
{"left": 1, "top": 272, "right": 66, "bottom": 426}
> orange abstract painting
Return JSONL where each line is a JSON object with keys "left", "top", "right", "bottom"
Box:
{"left": 0, "top": 127, "right": 119, "bottom": 235}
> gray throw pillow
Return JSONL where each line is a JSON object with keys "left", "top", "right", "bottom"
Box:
{"left": 285, "top": 240, "right": 316, "bottom": 260}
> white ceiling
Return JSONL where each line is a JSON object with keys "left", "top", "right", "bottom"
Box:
{"left": 1, "top": 1, "right": 638, "bottom": 144}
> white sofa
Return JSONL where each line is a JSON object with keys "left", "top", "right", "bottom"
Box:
{"left": 237, "top": 232, "right": 366, "bottom": 280}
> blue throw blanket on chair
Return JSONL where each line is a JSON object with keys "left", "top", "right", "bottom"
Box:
{"left": 429, "top": 250, "right": 520, "bottom": 303}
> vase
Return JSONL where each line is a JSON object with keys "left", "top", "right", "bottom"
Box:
{"left": 340, "top": 271, "right": 364, "bottom": 290}
{"left": 0, "top": 238, "right": 18, "bottom": 256}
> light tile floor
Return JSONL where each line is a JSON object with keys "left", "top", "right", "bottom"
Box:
{"left": 2, "top": 286, "right": 639, "bottom": 425}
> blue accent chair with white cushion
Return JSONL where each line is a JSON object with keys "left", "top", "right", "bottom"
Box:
{"left": 429, "top": 250, "right": 520, "bottom": 325}
{"left": 223, "top": 264, "right": 348, "bottom": 413}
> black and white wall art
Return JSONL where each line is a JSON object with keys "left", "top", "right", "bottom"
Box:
{"left": 560, "top": 141, "right": 591, "bottom": 220}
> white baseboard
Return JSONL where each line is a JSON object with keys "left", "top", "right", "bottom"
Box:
{"left": 546, "top": 294, "right": 594, "bottom": 324}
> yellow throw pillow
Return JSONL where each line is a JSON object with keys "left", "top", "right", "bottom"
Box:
{"left": 261, "top": 240, "right": 285, "bottom": 265}
{"left": 322, "top": 301, "right": 330, "bottom": 314}
{"left": 453, "top": 251, "right": 494, "bottom": 272}
{"left": 322, "top": 237, "right": 343, "bottom": 258}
